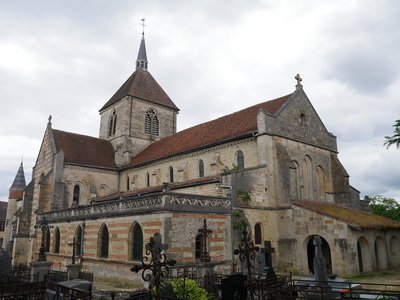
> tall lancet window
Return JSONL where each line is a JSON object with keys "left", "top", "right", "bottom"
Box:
{"left": 237, "top": 150, "right": 245, "bottom": 170}
{"left": 108, "top": 110, "right": 117, "bottom": 137}
{"left": 144, "top": 109, "right": 159, "bottom": 136}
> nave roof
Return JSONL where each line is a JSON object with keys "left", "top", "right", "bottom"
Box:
{"left": 129, "top": 93, "right": 293, "bottom": 166}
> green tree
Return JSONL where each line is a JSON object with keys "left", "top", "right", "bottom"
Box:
{"left": 384, "top": 119, "right": 400, "bottom": 149}
{"left": 368, "top": 195, "right": 400, "bottom": 221}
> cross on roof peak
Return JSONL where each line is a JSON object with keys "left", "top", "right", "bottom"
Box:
{"left": 295, "top": 73, "right": 303, "bottom": 90}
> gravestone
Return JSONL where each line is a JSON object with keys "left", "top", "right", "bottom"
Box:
{"left": 221, "top": 273, "right": 247, "bottom": 300}
{"left": 313, "top": 236, "right": 328, "bottom": 286}
{"left": 258, "top": 241, "right": 277, "bottom": 282}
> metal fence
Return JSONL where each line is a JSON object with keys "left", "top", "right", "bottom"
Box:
{"left": 0, "top": 281, "right": 46, "bottom": 299}
{"left": 246, "top": 278, "right": 400, "bottom": 300}
{"left": 48, "top": 269, "right": 68, "bottom": 282}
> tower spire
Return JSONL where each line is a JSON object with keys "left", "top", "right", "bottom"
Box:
{"left": 9, "top": 161, "right": 26, "bottom": 193}
{"left": 136, "top": 18, "right": 148, "bottom": 70}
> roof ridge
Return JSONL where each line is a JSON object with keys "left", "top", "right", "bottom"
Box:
{"left": 174, "top": 93, "right": 294, "bottom": 136}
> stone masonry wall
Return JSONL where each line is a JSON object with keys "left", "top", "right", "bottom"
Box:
{"left": 43, "top": 211, "right": 231, "bottom": 279}
{"left": 63, "top": 166, "right": 118, "bottom": 207}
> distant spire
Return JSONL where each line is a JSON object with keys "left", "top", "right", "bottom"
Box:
{"left": 9, "top": 161, "right": 26, "bottom": 192}
{"left": 136, "top": 18, "right": 148, "bottom": 70}
{"left": 295, "top": 74, "right": 303, "bottom": 90}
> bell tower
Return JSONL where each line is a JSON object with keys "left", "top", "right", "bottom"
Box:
{"left": 99, "top": 25, "right": 179, "bottom": 166}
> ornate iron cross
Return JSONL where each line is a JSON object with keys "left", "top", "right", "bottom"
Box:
{"left": 34, "top": 216, "right": 53, "bottom": 262}
{"left": 131, "top": 233, "right": 176, "bottom": 299}
{"left": 198, "top": 219, "right": 212, "bottom": 262}
{"left": 234, "top": 228, "right": 260, "bottom": 300}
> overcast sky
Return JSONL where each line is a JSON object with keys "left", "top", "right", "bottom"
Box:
{"left": 1, "top": 0, "right": 400, "bottom": 203}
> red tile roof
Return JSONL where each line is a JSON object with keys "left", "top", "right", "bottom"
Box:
{"left": 130, "top": 94, "right": 292, "bottom": 166}
{"left": 53, "top": 129, "right": 116, "bottom": 169}
{"left": 100, "top": 68, "right": 179, "bottom": 111}
{"left": 293, "top": 200, "right": 400, "bottom": 229}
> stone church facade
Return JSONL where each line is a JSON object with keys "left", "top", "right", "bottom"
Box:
{"left": 4, "top": 33, "right": 400, "bottom": 279}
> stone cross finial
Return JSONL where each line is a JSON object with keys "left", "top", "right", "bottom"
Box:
{"left": 295, "top": 73, "right": 303, "bottom": 90}
{"left": 47, "top": 115, "right": 52, "bottom": 127}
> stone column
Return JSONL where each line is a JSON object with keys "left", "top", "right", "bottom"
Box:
{"left": 30, "top": 261, "right": 53, "bottom": 282}
{"left": 67, "top": 263, "right": 82, "bottom": 280}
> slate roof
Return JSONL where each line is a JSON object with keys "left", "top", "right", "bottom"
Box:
{"left": 137, "top": 35, "right": 147, "bottom": 62}
{"left": 52, "top": 129, "right": 116, "bottom": 169}
{"left": 293, "top": 200, "right": 400, "bottom": 229}
{"left": 9, "top": 162, "right": 26, "bottom": 191}
{"left": 100, "top": 68, "right": 179, "bottom": 112}
{"left": 129, "top": 93, "right": 293, "bottom": 166}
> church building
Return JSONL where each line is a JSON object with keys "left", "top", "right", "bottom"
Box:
{"left": 4, "top": 31, "right": 400, "bottom": 279}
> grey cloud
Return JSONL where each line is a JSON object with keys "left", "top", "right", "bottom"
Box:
{"left": 326, "top": 51, "right": 397, "bottom": 94}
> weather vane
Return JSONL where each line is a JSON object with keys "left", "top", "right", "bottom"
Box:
{"left": 141, "top": 18, "right": 146, "bottom": 35}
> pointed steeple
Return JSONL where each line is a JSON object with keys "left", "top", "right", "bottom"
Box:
{"left": 9, "top": 162, "right": 26, "bottom": 192}
{"left": 136, "top": 19, "right": 148, "bottom": 70}
{"left": 8, "top": 161, "right": 26, "bottom": 200}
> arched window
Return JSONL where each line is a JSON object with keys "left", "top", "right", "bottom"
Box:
{"left": 289, "top": 161, "right": 300, "bottom": 201}
{"left": 195, "top": 234, "right": 203, "bottom": 260}
{"left": 315, "top": 166, "right": 324, "bottom": 201}
{"left": 126, "top": 176, "right": 130, "bottom": 190}
{"left": 45, "top": 229, "right": 50, "bottom": 253}
{"left": 108, "top": 110, "right": 117, "bottom": 136}
{"left": 98, "top": 224, "right": 109, "bottom": 258}
{"left": 75, "top": 226, "right": 83, "bottom": 256}
{"left": 146, "top": 172, "right": 150, "bottom": 187}
{"left": 301, "top": 156, "right": 313, "bottom": 200}
{"left": 128, "top": 223, "right": 143, "bottom": 260}
{"left": 237, "top": 150, "right": 244, "bottom": 170}
{"left": 254, "top": 223, "right": 262, "bottom": 245}
{"left": 73, "top": 185, "right": 80, "bottom": 207}
{"left": 198, "top": 159, "right": 204, "bottom": 178}
{"left": 144, "top": 109, "right": 159, "bottom": 136}
{"left": 169, "top": 166, "right": 174, "bottom": 183}
{"left": 53, "top": 227, "right": 60, "bottom": 254}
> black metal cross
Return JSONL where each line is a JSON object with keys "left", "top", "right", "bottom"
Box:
{"left": 67, "top": 237, "right": 79, "bottom": 264}
{"left": 234, "top": 228, "right": 260, "bottom": 300}
{"left": 141, "top": 18, "right": 146, "bottom": 35}
{"left": 34, "top": 216, "right": 52, "bottom": 262}
{"left": 131, "top": 233, "right": 176, "bottom": 300}
{"left": 198, "top": 219, "right": 212, "bottom": 262}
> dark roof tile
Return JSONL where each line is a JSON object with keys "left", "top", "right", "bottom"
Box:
{"left": 53, "top": 130, "right": 116, "bottom": 169}
{"left": 100, "top": 68, "right": 179, "bottom": 111}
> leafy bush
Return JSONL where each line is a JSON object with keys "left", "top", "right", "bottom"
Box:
{"left": 168, "top": 278, "right": 209, "bottom": 300}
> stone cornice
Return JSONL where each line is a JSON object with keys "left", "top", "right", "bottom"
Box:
{"left": 38, "top": 192, "right": 231, "bottom": 223}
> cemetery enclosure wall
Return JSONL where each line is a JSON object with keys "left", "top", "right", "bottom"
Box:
{"left": 40, "top": 211, "right": 231, "bottom": 279}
